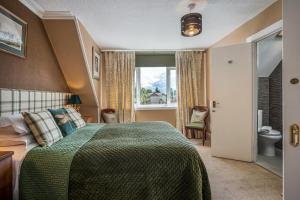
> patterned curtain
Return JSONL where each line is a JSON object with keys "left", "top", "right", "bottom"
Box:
{"left": 102, "top": 51, "right": 135, "bottom": 123}
{"left": 176, "top": 51, "right": 207, "bottom": 137}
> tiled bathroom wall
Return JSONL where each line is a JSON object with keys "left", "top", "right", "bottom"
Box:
{"left": 257, "top": 61, "right": 282, "bottom": 149}
{"left": 258, "top": 78, "right": 270, "bottom": 126}
{"left": 269, "top": 61, "right": 282, "bottom": 133}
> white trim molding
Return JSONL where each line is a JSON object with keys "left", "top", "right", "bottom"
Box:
{"left": 246, "top": 20, "right": 283, "bottom": 43}
{"left": 43, "top": 11, "right": 74, "bottom": 20}
{"left": 19, "top": 0, "right": 74, "bottom": 20}
{"left": 74, "top": 18, "right": 100, "bottom": 122}
{"left": 19, "top": 0, "right": 44, "bottom": 18}
{"left": 135, "top": 105, "right": 177, "bottom": 111}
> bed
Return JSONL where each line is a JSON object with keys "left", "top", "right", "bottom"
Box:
{"left": 0, "top": 88, "right": 211, "bottom": 200}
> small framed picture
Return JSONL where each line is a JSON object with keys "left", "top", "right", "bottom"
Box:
{"left": 0, "top": 6, "right": 27, "bottom": 58}
{"left": 92, "top": 47, "right": 100, "bottom": 80}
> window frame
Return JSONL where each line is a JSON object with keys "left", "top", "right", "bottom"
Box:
{"left": 135, "top": 66, "right": 177, "bottom": 110}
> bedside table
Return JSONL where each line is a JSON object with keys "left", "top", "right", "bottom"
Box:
{"left": 0, "top": 151, "right": 14, "bottom": 200}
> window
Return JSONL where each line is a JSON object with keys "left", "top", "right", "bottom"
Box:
{"left": 135, "top": 67, "right": 177, "bottom": 109}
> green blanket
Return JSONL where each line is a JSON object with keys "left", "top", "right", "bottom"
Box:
{"left": 20, "top": 122, "right": 211, "bottom": 200}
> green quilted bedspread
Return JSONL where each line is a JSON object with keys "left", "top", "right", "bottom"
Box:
{"left": 20, "top": 122, "right": 211, "bottom": 200}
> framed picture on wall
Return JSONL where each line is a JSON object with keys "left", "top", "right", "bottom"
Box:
{"left": 92, "top": 47, "right": 100, "bottom": 80}
{"left": 0, "top": 6, "right": 27, "bottom": 58}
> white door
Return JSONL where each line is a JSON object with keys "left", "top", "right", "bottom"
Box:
{"left": 210, "top": 43, "right": 254, "bottom": 162}
{"left": 283, "top": 1, "right": 300, "bottom": 199}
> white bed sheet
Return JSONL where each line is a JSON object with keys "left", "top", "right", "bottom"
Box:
{"left": 0, "top": 143, "right": 37, "bottom": 200}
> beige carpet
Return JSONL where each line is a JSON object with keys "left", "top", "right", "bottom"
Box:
{"left": 190, "top": 139, "right": 283, "bottom": 200}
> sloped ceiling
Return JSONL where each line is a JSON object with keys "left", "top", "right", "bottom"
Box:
{"left": 43, "top": 19, "right": 100, "bottom": 121}
{"left": 29, "top": 0, "right": 276, "bottom": 49}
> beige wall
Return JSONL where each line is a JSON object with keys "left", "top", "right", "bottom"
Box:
{"left": 78, "top": 22, "right": 102, "bottom": 121}
{"left": 213, "top": 0, "right": 282, "bottom": 47}
{"left": 78, "top": 21, "right": 101, "bottom": 104}
{"left": 135, "top": 109, "right": 176, "bottom": 127}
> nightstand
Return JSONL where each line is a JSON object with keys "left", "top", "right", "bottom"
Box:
{"left": 83, "top": 116, "right": 93, "bottom": 123}
{"left": 0, "top": 151, "right": 14, "bottom": 200}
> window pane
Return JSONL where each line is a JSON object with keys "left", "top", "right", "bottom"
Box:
{"left": 170, "top": 69, "right": 177, "bottom": 103}
{"left": 135, "top": 67, "right": 177, "bottom": 107}
{"left": 140, "top": 67, "right": 166, "bottom": 105}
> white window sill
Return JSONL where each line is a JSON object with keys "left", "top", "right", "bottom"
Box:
{"left": 135, "top": 104, "right": 177, "bottom": 111}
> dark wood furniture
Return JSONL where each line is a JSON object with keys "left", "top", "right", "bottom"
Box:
{"left": 0, "top": 151, "right": 14, "bottom": 200}
{"left": 101, "top": 108, "right": 117, "bottom": 123}
{"left": 185, "top": 106, "right": 209, "bottom": 145}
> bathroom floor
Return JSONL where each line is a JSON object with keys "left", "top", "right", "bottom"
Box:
{"left": 256, "top": 153, "right": 282, "bottom": 177}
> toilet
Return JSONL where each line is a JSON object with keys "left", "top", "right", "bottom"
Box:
{"left": 257, "top": 110, "right": 282, "bottom": 157}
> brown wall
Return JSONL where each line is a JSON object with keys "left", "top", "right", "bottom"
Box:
{"left": 0, "top": 0, "right": 69, "bottom": 92}
{"left": 213, "top": 0, "right": 282, "bottom": 47}
{"left": 135, "top": 109, "right": 176, "bottom": 127}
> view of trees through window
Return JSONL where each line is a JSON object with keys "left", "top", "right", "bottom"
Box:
{"left": 135, "top": 67, "right": 176, "bottom": 106}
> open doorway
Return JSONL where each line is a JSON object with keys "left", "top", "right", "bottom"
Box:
{"left": 256, "top": 31, "right": 283, "bottom": 176}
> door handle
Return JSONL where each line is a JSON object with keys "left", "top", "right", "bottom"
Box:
{"left": 290, "top": 124, "right": 300, "bottom": 147}
{"left": 212, "top": 101, "right": 220, "bottom": 108}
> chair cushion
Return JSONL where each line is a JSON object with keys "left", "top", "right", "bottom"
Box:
{"left": 22, "top": 111, "right": 63, "bottom": 147}
{"left": 48, "top": 108, "right": 77, "bottom": 137}
{"left": 65, "top": 108, "right": 86, "bottom": 128}
{"left": 103, "top": 112, "right": 117, "bottom": 124}
{"left": 186, "top": 122, "right": 205, "bottom": 129}
{"left": 191, "top": 110, "right": 207, "bottom": 123}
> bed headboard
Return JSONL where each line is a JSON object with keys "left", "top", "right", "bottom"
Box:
{"left": 0, "top": 88, "right": 71, "bottom": 117}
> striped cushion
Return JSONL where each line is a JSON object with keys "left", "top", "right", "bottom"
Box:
{"left": 22, "top": 111, "right": 63, "bottom": 147}
{"left": 65, "top": 108, "right": 86, "bottom": 128}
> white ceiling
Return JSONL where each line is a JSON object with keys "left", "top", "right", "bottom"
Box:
{"left": 32, "top": 0, "right": 276, "bottom": 50}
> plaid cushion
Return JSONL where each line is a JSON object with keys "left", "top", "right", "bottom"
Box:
{"left": 22, "top": 111, "right": 63, "bottom": 147}
{"left": 65, "top": 108, "right": 86, "bottom": 128}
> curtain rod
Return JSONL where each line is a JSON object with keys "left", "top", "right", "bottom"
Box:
{"left": 101, "top": 49, "right": 206, "bottom": 52}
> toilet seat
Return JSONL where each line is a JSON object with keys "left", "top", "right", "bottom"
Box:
{"left": 259, "top": 129, "right": 281, "bottom": 136}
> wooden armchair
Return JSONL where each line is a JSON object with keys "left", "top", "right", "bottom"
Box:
{"left": 185, "top": 106, "right": 209, "bottom": 145}
{"left": 101, "top": 108, "right": 118, "bottom": 123}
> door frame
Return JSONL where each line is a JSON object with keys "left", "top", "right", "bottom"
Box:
{"left": 246, "top": 20, "right": 283, "bottom": 162}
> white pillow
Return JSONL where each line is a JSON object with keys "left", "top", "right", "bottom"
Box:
{"left": 0, "top": 117, "right": 11, "bottom": 127}
{"left": 0, "top": 126, "right": 36, "bottom": 147}
{"left": 0, "top": 135, "right": 36, "bottom": 147}
{"left": 0, "top": 126, "right": 19, "bottom": 137}
{"left": 191, "top": 110, "right": 207, "bottom": 123}
{"left": 0, "top": 114, "right": 30, "bottom": 135}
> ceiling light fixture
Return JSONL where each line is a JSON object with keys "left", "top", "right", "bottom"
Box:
{"left": 181, "top": 3, "right": 202, "bottom": 37}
